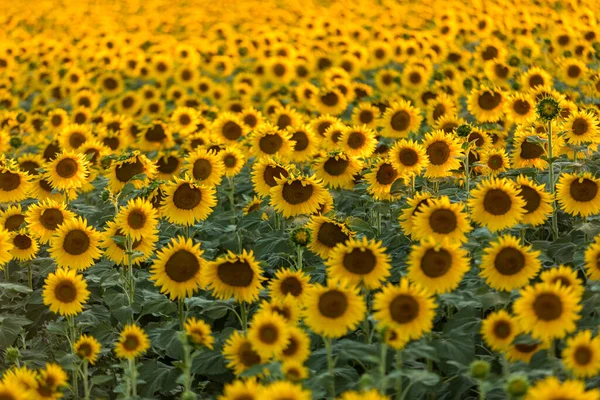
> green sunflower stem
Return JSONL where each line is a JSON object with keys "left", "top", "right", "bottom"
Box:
{"left": 547, "top": 120, "right": 558, "bottom": 241}
{"left": 27, "top": 262, "right": 32, "bottom": 290}
{"left": 296, "top": 245, "right": 303, "bottom": 271}
{"left": 240, "top": 301, "right": 248, "bottom": 332}
{"left": 129, "top": 358, "right": 138, "bottom": 398}
{"left": 68, "top": 316, "right": 79, "bottom": 398}
{"left": 126, "top": 236, "right": 135, "bottom": 322}
{"left": 228, "top": 176, "right": 235, "bottom": 223}
{"left": 395, "top": 350, "right": 403, "bottom": 400}
{"left": 181, "top": 340, "right": 194, "bottom": 399}
{"left": 4, "top": 263, "right": 9, "bottom": 281}
{"left": 380, "top": 341, "right": 388, "bottom": 394}
{"left": 376, "top": 210, "right": 382, "bottom": 237}
{"left": 362, "top": 287, "right": 371, "bottom": 344}
{"left": 178, "top": 298, "right": 186, "bottom": 331}
{"left": 324, "top": 337, "right": 336, "bottom": 399}
{"left": 83, "top": 360, "right": 90, "bottom": 400}
{"left": 479, "top": 382, "right": 486, "bottom": 400}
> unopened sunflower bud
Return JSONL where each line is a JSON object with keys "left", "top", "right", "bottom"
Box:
{"left": 505, "top": 374, "right": 529, "bottom": 397}
{"left": 290, "top": 226, "right": 311, "bottom": 247}
{"left": 5, "top": 347, "right": 20, "bottom": 365}
{"left": 536, "top": 97, "right": 560, "bottom": 121}
{"left": 469, "top": 360, "right": 490, "bottom": 380}
{"left": 10, "top": 137, "right": 22, "bottom": 148}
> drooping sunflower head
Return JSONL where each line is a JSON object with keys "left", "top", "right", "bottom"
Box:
{"left": 42, "top": 267, "right": 90, "bottom": 316}
{"left": 480, "top": 310, "right": 518, "bottom": 352}
{"left": 160, "top": 176, "right": 217, "bottom": 226}
{"left": 184, "top": 317, "right": 214, "bottom": 349}
{"left": 468, "top": 177, "right": 526, "bottom": 232}
{"left": 114, "top": 324, "right": 150, "bottom": 360}
{"left": 74, "top": 334, "right": 101, "bottom": 365}
{"left": 269, "top": 173, "right": 328, "bottom": 218}
{"left": 556, "top": 172, "right": 600, "bottom": 217}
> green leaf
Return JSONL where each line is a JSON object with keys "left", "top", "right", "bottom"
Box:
{"left": 0, "top": 282, "right": 32, "bottom": 294}
{"left": 0, "top": 315, "right": 31, "bottom": 347}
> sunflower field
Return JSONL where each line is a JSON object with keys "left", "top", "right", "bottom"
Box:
{"left": 3, "top": 0, "right": 600, "bottom": 399}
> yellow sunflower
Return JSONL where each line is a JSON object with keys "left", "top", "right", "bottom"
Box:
{"left": 422, "top": 130, "right": 463, "bottom": 178}
{"left": 514, "top": 175, "right": 553, "bottom": 226}
{"left": 584, "top": 237, "right": 600, "bottom": 281}
{"left": 302, "top": 281, "right": 366, "bottom": 338}
{"left": 524, "top": 377, "right": 599, "bottom": 400}
{"left": 411, "top": 196, "right": 471, "bottom": 243}
{"left": 389, "top": 139, "right": 429, "bottom": 177}
{"left": 114, "top": 324, "right": 150, "bottom": 360}
{"left": 0, "top": 379, "right": 29, "bottom": 400}
{"left": 307, "top": 215, "right": 354, "bottom": 259}
{"left": 203, "top": 250, "right": 264, "bottom": 303}
{"left": 479, "top": 148, "right": 510, "bottom": 176}
{"left": 243, "top": 196, "right": 262, "bottom": 215}
{"left": 0, "top": 166, "right": 31, "bottom": 203}
{"left": 106, "top": 152, "right": 157, "bottom": 193}
{"left": 373, "top": 278, "right": 436, "bottom": 341}
{"left": 563, "top": 110, "right": 600, "bottom": 145}
{"left": 467, "top": 86, "right": 505, "bottom": 123}
{"left": 150, "top": 236, "right": 205, "bottom": 300}
{"left": 312, "top": 87, "right": 348, "bottom": 115}
{"left": 380, "top": 100, "right": 423, "bottom": 138}
{"left": 1, "top": 366, "right": 38, "bottom": 395}
{"left": 399, "top": 192, "right": 434, "bottom": 237}
{"left": 511, "top": 129, "right": 548, "bottom": 170}
{"left": 101, "top": 221, "right": 157, "bottom": 266}
{"left": 269, "top": 174, "right": 328, "bottom": 218}
{"left": 0, "top": 227, "right": 13, "bottom": 268}
{"left": 468, "top": 178, "right": 526, "bottom": 232}
{"left": 43, "top": 150, "right": 89, "bottom": 192}
{"left": 250, "top": 123, "right": 294, "bottom": 159}
{"left": 248, "top": 310, "right": 291, "bottom": 359}
{"left": 0, "top": 204, "right": 26, "bottom": 232}
{"left": 540, "top": 265, "right": 584, "bottom": 299}
{"left": 161, "top": 176, "right": 217, "bottom": 226}
{"left": 504, "top": 93, "right": 536, "bottom": 124}
{"left": 286, "top": 124, "right": 319, "bottom": 163}
{"left": 48, "top": 217, "right": 102, "bottom": 271}
{"left": 9, "top": 230, "right": 38, "bottom": 261}
{"left": 513, "top": 281, "right": 582, "bottom": 340}
{"left": 351, "top": 103, "right": 380, "bottom": 129}
{"left": 407, "top": 239, "right": 469, "bottom": 294}
{"left": 480, "top": 310, "right": 518, "bottom": 351}
{"left": 260, "top": 297, "right": 300, "bottom": 325}
{"left": 314, "top": 152, "right": 363, "bottom": 190}
{"left": 218, "top": 379, "right": 264, "bottom": 400}
{"left": 35, "top": 363, "right": 68, "bottom": 399}
{"left": 115, "top": 197, "right": 158, "bottom": 241}
{"left": 43, "top": 268, "right": 90, "bottom": 316}
{"left": 278, "top": 325, "right": 311, "bottom": 363}
{"left": 364, "top": 159, "right": 400, "bottom": 201}
{"left": 223, "top": 331, "right": 265, "bottom": 375}
{"left": 184, "top": 317, "right": 214, "bottom": 349}
{"left": 556, "top": 172, "right": 600, "bottom": 217}
{"left": 480, "top": 235, "right": 542, "bottom": 292}
{"left": 251, "top": 157, "right": 291, "bottom": 198}
{"left": 220, "top": 146, "right": 247, "bottom": 177}
{"left": 268, "top": 268, "right": 312, "bottom": 304}
{"left": 562, "top": 330, "right": 600, "bottom": 378}
{"left": 339, "top": 125, "right": 377, "bottom": 158}
{"left": 74, "top": 335, "right": 101, "bottom": 365}
{"left": 326, "top": 236, "right": 391, "bottom": 290}
{"left": 505, "top": 340, "right": 549, "bottom": 364}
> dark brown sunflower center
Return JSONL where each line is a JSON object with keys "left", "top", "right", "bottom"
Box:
{"left": 223, "top": 154, "right": 237, "bottom": 168}
{"left": 493, "top": 320, "right": 511, "bottom": 339}
{"left": 468, "top": 132, "right": 485, "bottom": 147}
{"left": 63, "top": 229, "right": 91, "bottom": 255}
{"left": 494, "top": 247, "right": 526, "bottom": 275}
{"left": 4, "top": 214, "right": 25, "bottom": 231}
{"left": 291, "top": 131, "right": 309, "bottom": 151}
{"left": 570, "top": 178, "right": 598, "bottom": 202}
{"left": 482, "top": 46, "right": 498, "bottom": 60}
{"left": 157, "top": 156, "right": 179, "bottom": 174}
{"left": 123, "top": 334, "right": 140, "bottom": 351}
{"left": 551, "top": 277, "right": 571, "bottom": 288}
{"left": 283, "top": 336, "right": 299, "bottom": 356}
{"left": 259, "top": 134, "right": 283, "bottom": 155}
{"left": 574, "top": 345, "right": 593, "bottom": 365}
{"left": 55, "top": 281, "right": 77, "bottom": 303}
{"left": 343, "top": 248, "right": 376, "bottom": 275}
{"left": 409, "top": 72, "right": 422, "bottom": 84}
{"left": 494, "top": 64, "right": 509, "bottom": 78}
{"left": 165, "top": 249, "right": 200, "bottom": 283}
{"left": 19, "top": 160, "right": 41, "bottom": 175}
{"left": 43, "top": 142, "right": 61, "bottom": 161}
{"left": 390, "top": 111, "right": 410, "bottom": 132}
{"left": 421, "top": 248, "right": 452, "bottom": 278}
{"left": 192, "top": 159, "right": 213, "bottom": 181}
{"left": 56, "top": 158, "right": 78, "bottom": 178}
{"left": 376, "top": 163, "right": 397, "bottom": 185}
{"left": 179, "top": 114, "right": 191, "bottom": 125}
{"left": 258, "top": 323, "right": 279, "bottom": 344}
{"left": 567, "top": 65, "right": 581, "bottom": 78}
{"left": 280, "top": 277, "right": 302, "bottom": 296}
{"left": 317, "top": 222, "right": 349, "bottom": 248}
{"left": 222, "top": 121, "right": 242, "bottom": 141}
{"left": 390, "top": 294, "right": 419, "bottom": 323}
{"left": 277, "top": 114, "right": 291, "bottom": 130}
{"left": 263, "top": 165, "right": 289, "bottom": 187}
{"left": 77, "top": 343, "right": 93, "bottom": 357}
{"left": 13, "top": 234, "right": 32, "bottom": 250}
{"left": 428, "top": 209, "right": 457, "bottom": 234}
{"left": 0, "top": 171, "right": 21, "bottom": 191}
{"left": 513, "top": 99, "right": 531, "bottom": 115}
{"left": 359, "top": 110, "right": 374, "bottom": 124}
{"left": 145, "top": 124, "right": 167, "bottom": 142}
{"left": 318, "top": 290, "right": 348, "bottom": 318}
{"left": 323, "top": 157, "right": 349, "bottom": 176}
{"left": 483, "top": 189, "right": 512, "bottom": 215}
{"left": 432, "top": 103, "right": 446, "bottom": 120}
{"left": 40, "top": 208, "right": 64, "bottom": 230}
{"left": 217, "top": 260, "right": 254, "bottom": 287}
{"left": 281, "top": 181, "right": 314, "bottom": 205}
{"left": 520, "top": 141, "right": 544, "bottom": 159}
{"left": 427, "top": 141, "right": 450, "bottom": 165}
{"left": 398, "top": 148, "right": 418, "bottom": 167}
{"left": 173, "top": 184, "right": 202, "bottom": 210}
{"left": 127, "top": 210, "right": 147, "bottom": 229}
{"left": 532, "top": 293, "right": 563, "bottom": 321}
{"left": 518, "top": 185, "right": 540, "bottom": 214}
{"left": 347, "top": 132, "right": 365, "bottom": 149}
{"left": 321, "top": 92, "right": 339, "bottom": 106}
{"left": 243, "top": 114, "right": 257, "bottom": 128}
{"left": 478, "top": 91, "right": 502, "bottom": 111}
{"left": 572, "top": 118, "right": 589, "bottom": 136}
{"left": 515, "top": 343, "right": 539, "bottom": 353}
{"left": 103, "top": 137, "right": 120, "bottom": 150}
{"left": 487, "top": 155, "right": 504, "bottom": 170}
{"left": 115, "top": 158, "right": 144, "bottom": 182}
{"left": 239, "top": 342, "right": 261, "bottom": 367}
{"left": 69, "top": 132, "right": 87, "bottom": 149}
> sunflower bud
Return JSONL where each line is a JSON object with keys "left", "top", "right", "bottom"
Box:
{"left": 508, "top": 55, "right": 521, "bottom": 67}
{"left": 456, "top": 124, "right": 472, "bottom": 137}
{"left": 101, "top": 190, "right": 111, "bottom": 202}
{"left": 505, "top": 375, "right": 529, "bottom": 397}
{"left": 536, "top": 97, "right": 560, "bottom": 121}
{"left": 181, "top": 391, "right": 198, "bottom": 400}
{"left": 463, "top": 78, "right": 473, "bottom": 91}
{"left": 5, "top": 347, "right": 20, "bottom": 365}
{"left": 469, "top": 360, "right": 490, "bottom": 380}
{"left": 9, "top": 137, "right": 22, "bottom": 148}
{"left": 16, "top": 113, "right": 27, "bottom": 123}
{"left": 290, "top": 226, "right": 311, "bottom": 247}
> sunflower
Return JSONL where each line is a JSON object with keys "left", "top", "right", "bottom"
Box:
{"left": 161, "top": 176, "right": 217, "bottom": 226}
{"left": 268, "top": 269, "right": 312, "bottom": 304}
{"left": 584, "top": 237, "right": 600, "bottom": 281}
{"left": 422, "top": 130, "right": 463, "bottom": 178}
{"left": 114, "top": 324, "right": 150, "bottom": 360}
{"left": 0, "top": 379, "right": 28, "bottom": 400}
{"left": 58, "top": 124, "right": 93, "bottom": 151}
{"left": 269, "top": 174, "right": 328, "bottom": 218}
{"left": 511, "top": 130, "right": 548, "bottom": 170}
{"left": 250, "top": 123, "right": 294, "bottom": 159}
{"left": 364, "top": 159, "right": 400, "bottom": 201}
{"left": 480, "top": 310, "right": 518, "bottom": 351}
{"left": 561, "top": 330, "right": 600, "bottom": 378}
{"left": 150, "top": 236, "right": 205, "bottom": 300}
{"left": 505, "top": 340, "right": 549, "bottom": 364}
{"left": 2, "top": 366, "right": 38, "bottom": 394}
{"left": 411, "top": 196, "right": 471, "bottom": 243}
{"left": 49, "top": 217, "right": 102, "bottom": 271}
{"left": 351, "top": 103, "right": 380, "bottom": 129}
{"left": 504, "top": 93, "right": 536, "bottom": 124}
{"left": 556, "top": 172, "right": 600, "bottom": 217}
{"left": 339, "top": 389, "right": 389, "bottom": 400}
{"left": 399, "top": 192, "right": 434, "bottom": 237}
{"left": 251, "top": 157, "right": 291, "bottom": 198}
{"left": 310, "top": 115, "right": 340, "bottom": 139}
{"left": 0, "top": 227, "right": 13, "bottom": 268}
{"left": 468, "top": 178, "right": 526, "bottom": 232}
{"left": 520, "top": 67, "right": 553, "bottom": 91}
{"left": 513, "top": 281, "right": 582, "bottom": 340}
{"left": 560, "top": 58, "right": 588, "bottom": 87}
{"left": 340, "top": 125, "right": 377, "bottom": 158}
{"left": 302, "top": 281, "right": 365, "bottom": 338}
{"left": 171, "top": 107, "right": 199, "bottom": 136}
{"left": 388, "top": 139, "right": 428, "bottom": 177}
{"left": 115, "top": 197, "right": 158, "bottom": 241}
{"left": 106, "top": 152, "right": 157, "bottom": 193}
{"left": 243, "top": 196, "right": 262, "bottom": 215}
{"left": 524, "top": 377, "right": 599, "bottom": 400}
{"left": 322, "top": 122, "right": 347, "bottom": 150}
{"left": 220, "top": 146, "right": 247, "bottom": 177}
{"left": 184, "top": 317, "right": 214, "bottom": 349}
{"left": 17, "top": 153, "right": 45, "bottom": 177}
{"left": 260, "top": 381, "right": 311, "bottom": 400}
{"left": 314, "top": 152, "right": 362, "bottom": 190}
{"left": 306, "top": 215, "right": 353, "bottom": 258}
{"left": 260, "top": 296, "right": 300, "bottom": 325}
{"left": 9, "top": 229, "right": 38, "bottom": 261}
{"left": 101, "top": 221, "right": 157, "bottom": 266}
{"left": 74, "top": 335, "right": 101, "bottom": 365}
{"left": 154, "top": 152, "right": 183, "bottom": 180}
{"left": 312, "top": 87, "right": 348, "bottom": 115}
{"left": 248, "top": 310, "right": 290, "bottom": 359}
{"left": 203, "top": 250, "right": 264, "bottom": 303}
{"left": 286, "top": 124, "right": 318, "bottom": 163}
{"left": 540, "top": 265, "right": 585, "bottom": 299}
{"left": 373, "top": 278, "right": 436, "bottom": 341}
{"left": 380, "top": 100, "right": 423, "bottom": 138}
{"left": 467, "top": 86, "right": 505, "bottom": 123}
{"left": 563, "top": 109, "right": 600, "bottom": 145}
{"left": 240, "top": 108, "right": 264, "bottom": 130}
{"left": 42, "top": 268, "right": 89, "bottom": 316}
{"left": 218, "top": 379, "right": 264, "bottom": 400}
{"left": 282, "top": 360, "right": 308, "bottom": 382}
{"left": 326, "top": 237, "right": 391, "bottom": 290}
{"left": 480, "top": 148, "right": 510, "bottom": 176}
{"left": 223, "top": 331, "right": 265, "bottom": 375}
{"left": 35, "top": 363, "right": 68, "bottom": 399}
{"left": 407, "top": 239, "right": 469, "bottom": 294}
{"left": 212, "top": 113, "right": 247, "bottom": 144}
{"left": 0, "top": 166, "right": 31, "bottom": 203}
{"left": 480, "top": 235, "right": 541, "bottom": 292}
{"left": 276, "top": 324, "right": 311, "bottom": 363}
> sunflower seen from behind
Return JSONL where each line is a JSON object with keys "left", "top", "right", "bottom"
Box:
{"left": 161, "top": 176, "right": 217, "bottom": 226}
{"left": 556, "top": 172, "right": 600, "bottom": 217}
{"left": 203, "top": 250, "right": 264, "bottom": 303}
{"left": 43, "top": 268, "right": 90, "bottom": 316}
{"left": 48, "top": 216, "right": 102, "bottom": 270}
{"left": 115, "top": 324, "right": 150, "bottom": 360}
{"left": 150, "top": 236, "right": 205, "bottom": 300}
{"left": 468, "top": 177, "right": 526, "bottom": 232}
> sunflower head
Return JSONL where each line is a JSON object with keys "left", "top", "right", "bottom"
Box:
{"left": 289, "top": 226, "right": 311, "bottom": 247}
{"left": 184, "top": 317, "right": 214, "bottom": 349}
{"left": 114, "top": 324, "right": 150, "bottom": 360}
{"left": 536, "top": 97, "right": 561, "bottom": 121}
{"left": 74, "top": 335, "right": 101, "bottom": 365}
